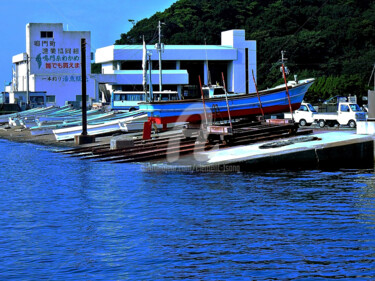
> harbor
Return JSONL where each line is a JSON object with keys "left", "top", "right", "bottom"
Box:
{"left": 1, "top": 19, "right": 372, "bottom": 170}
{"left": 1, "top": 114, "right": 374, "bottom": 171}
{"left": 1, "top": 136, "right": 375, "bottom": 280}
{"left": 2, "top": 0, "right": 375, "bottom": 279}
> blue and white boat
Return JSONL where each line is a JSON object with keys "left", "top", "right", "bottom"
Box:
{"left": 139, "top": 78, "right": 315, "bottom": 125}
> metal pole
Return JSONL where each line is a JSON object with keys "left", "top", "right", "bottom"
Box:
{"left": 81, "top": 38, "right": 87, "bottom": 136}
{"left": 281, "top": 63, "right": 293, "bottom": 119}
{"left": 367, "top": 63, "right": 375, "bottom": 91}
{"left": 148, "top": 52, "right": 153, "bottom": 101}
{"left": 221, "top": 72, "right": 233, "bottom": 129}
{"left": 198, "top": 75, "right": 208, "bottom": 125}
{"left": 158, "top": 21, "right": 163, "bottom": 91}
{"left": 252, "top": 69, "right": 264, "bottom": 118}
{"left": 26, "top": 53, "right": 29, "bottom": 107}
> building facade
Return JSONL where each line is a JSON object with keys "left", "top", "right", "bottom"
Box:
{"left": 95, "top": 30, "right": 256, "bottom": 98}
{"left": 5, "top": 25, "right": 257, "bottom": 107}
{"left": 8, "top": 23, "right": 97, "bottom": 107}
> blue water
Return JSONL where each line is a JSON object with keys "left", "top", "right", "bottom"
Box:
{"left": 1, "top": 139, "right": 375, "bottom": 280}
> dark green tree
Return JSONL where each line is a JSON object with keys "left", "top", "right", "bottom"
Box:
{"left": 113, "top": 0, "right": 375, "bottom": 102}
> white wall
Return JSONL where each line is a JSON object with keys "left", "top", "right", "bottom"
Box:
{"left": 95, "top": 29, "right": 257, "bottom": 94}
{"left": 26, "top": 23, "right": 91, "bottom": 76}
{"left": 16, "top": 23, "right": 97, "bottom": 106}
{"left": 34, "top": 74, "right": 95, "bottom": 105}
{"left": 222, "top": 30, "right": 256, "bottom": 93}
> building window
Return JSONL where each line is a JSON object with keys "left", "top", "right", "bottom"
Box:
{"left": 41, "top": 31, "right": 54, "bottom": 38}
{"left": 46, "top": 95, "right": 56, "bottom": 103}
{"left": 76, "top": 95, "right": 89, "bottom": 102}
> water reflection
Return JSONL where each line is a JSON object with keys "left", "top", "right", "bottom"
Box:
{"left": 0, "top": 140, "right": 375, "bottom": 280}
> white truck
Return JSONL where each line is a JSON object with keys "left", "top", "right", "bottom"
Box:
{"left": 284, "top": 103, "right": 317, "bottom": 126}
{"left": 313, "top": 102, "right": 367, "bottom": 128}
{"left": 284, "top": 102, "right": 367, "bottom": 128}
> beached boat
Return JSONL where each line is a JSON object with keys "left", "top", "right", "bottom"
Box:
{"left": 30, "top": 111, "right": 116, "bottom": 136}
{"left": 0, "top": 106, "right": 57, "bottom": 124}
{"left": 6, "top": 106, "right": 72, "bottom": 127}
{"left": 139, "top": 78, "right": 315, "bottom": 124}
{"left": 53, "top": 111, "right": 147, "bottom": 141}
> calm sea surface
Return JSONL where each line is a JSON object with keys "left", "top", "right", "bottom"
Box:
{"left": 1, "top": 139, "right": 375, "bottom": 280}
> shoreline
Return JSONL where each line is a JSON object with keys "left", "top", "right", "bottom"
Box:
{"left": 0, "top": 126, "right": 89, "bottom": 148}
{"left": 0, "top": 125, "right": 142, "bottom": 149}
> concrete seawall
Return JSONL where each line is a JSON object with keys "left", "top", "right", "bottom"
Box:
{"left": 1, "top": 125, "right": 374, "bottom": 171}
{"left": 197, "top": 132, "right": 374, "bottom": 171}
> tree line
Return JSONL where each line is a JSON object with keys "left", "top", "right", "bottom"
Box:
{"left": 111, "top": 0, "right": 375, "bottom": 103}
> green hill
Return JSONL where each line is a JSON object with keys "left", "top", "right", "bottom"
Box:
{"left": 114, "top": 0, "right": 375, "bottom": 103}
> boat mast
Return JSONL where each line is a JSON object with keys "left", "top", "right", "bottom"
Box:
{"left": 198, "top": 76, "right": 208, "bottom": 125}
{"left": 148, "top": 51, "right": 153, "bottom": 101}
{"left": 156, "top": 21, "right": 165, "bottom": 92}
{"left": 142, "top": 36, "right": 148, "bottom": 101}
{"left": 252, "top": 69, "right": 265, "bottom": 118}
{"left": 280, "top": 50, "right": 293, "bottom": 117}
{"left": 280, "top": 50, "right": 290, "bottom": 76}
{"left": 368, "top": 63, "right": 375, "bottom": 91}
{"left": 221, "top": 72, "right": 233, "bottom": 130}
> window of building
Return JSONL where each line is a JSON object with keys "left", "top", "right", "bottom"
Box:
{"left": 30, "top": 96, "right": 45, "bottom": 106}
{"left": 46, "top": 95, "right": 56, "bottom": 103}
{"left": 76, "top": 95, "right": 89, "bottom": 102}
{"left": 41, "top": 31, "right": 54, "bottom": 38}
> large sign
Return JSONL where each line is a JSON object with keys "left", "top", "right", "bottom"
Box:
{"left": 33, "top": 40, "right": 81, "bottom": 70}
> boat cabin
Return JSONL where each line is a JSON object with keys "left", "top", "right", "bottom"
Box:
{"left": 112, "top": 91, "right": 179, "bottom": 111}
{"left": 202, "top": 85, "right": 243, "bottom": 99}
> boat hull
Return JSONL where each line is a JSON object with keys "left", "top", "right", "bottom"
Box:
{"left": 53, "top": 112, "right": 147, "bottom": 141}
{"left": 139, "top": 79, "right": 314, "bottom": 124}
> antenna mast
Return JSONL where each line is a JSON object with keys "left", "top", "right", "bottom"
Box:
{"left": 280, "top": 50, "right": 289, "bottom": 76}
{"left": 156, "top": 21, "right": 165, "bottom": 91}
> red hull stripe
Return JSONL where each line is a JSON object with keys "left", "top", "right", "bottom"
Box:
{"left": 148, "top": 103, "right": 300, "bottom": 124}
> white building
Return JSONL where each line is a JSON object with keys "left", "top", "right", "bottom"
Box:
{"left": 95, "top": 30, "right": 256, "bottom": 98}
{"left": 6, "top": 25, "right": 256, "bottom": 107}
{"left": 8, "top": 23, "right": 96, "bottom": 107}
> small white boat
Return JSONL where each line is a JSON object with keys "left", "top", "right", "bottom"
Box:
{"left": 53, "top": 111, "right": 147, "bottom": 141}
{"left": 29, "top": 111, "right": 116, "bottom": 136}
{"left": 7, "top": 106, "right": 71, "bottom": 127}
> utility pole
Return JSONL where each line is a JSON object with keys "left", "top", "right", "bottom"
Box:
{"left": 155, "top": 21, "right": 165, "bottom": 91}
{"left": 26, "top": 53, "right": 29, "bottom": 108}
{"left": 81, "top": 38, "right": 87, "bottom": 136}
{"left": 74, "top": 38, "right": 94, "bottom": 144}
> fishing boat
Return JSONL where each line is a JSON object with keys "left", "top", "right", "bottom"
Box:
{"left": 0, "top": 106, "right": 59, "bottom": 124}
{"left": 139, "top": 78, "right": 315, "bottom": 125}
{"left": 30, "top": 111, "right": 115, "bottom": 136}
{"left": 52, "top": 110, "right": 147, "bottom": 141}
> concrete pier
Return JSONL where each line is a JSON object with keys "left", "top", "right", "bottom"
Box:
{"left": 175, "top": 131, "right": 374, "bottom": 171}
{"left": 0, "top": 124, "right": 373, "bottom": 171}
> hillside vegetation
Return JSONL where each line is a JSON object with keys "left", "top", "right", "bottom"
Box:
{"left": 115, "top": 0, "right": 375, "bottom": 103}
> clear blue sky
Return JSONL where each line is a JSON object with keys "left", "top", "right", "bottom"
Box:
{"left": 0, "top": 0, "right": 177, "bottom": 87}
